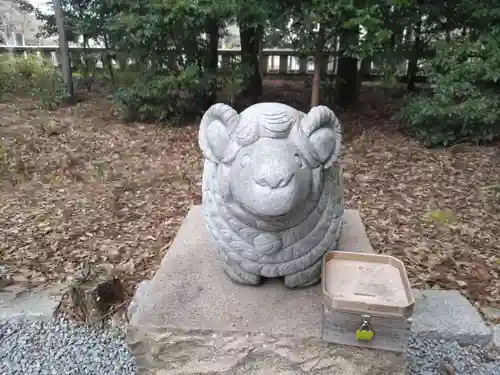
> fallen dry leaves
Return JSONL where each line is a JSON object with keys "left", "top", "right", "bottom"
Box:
{"left": 343, "top": 130, "right": 500, "bottom": 308}
{"left": 340, "top": 86, "right": 500, "bottom": 309}
{"left": 0, "top": 83, "right": 498, "bottom": 311}
{"left": 0, "top": 95, "right": 202, "bottom": 298}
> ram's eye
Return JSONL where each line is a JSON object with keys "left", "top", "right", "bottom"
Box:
{"left": 295, "top": 154, "right": 303, "bottom": 168}
{"left": 241, "top": 154, "right": 251, "bottom": 168}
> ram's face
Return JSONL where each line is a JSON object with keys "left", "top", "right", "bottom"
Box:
{"left": 199, "top": 102, "right": 342, "bottom": 219}
{"left": 230, "top": 138, "right": 313, "bottom": 217}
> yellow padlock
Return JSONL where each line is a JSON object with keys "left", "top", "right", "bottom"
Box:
{"left": 355, "top": 315, "right": 375, "bottom": 342}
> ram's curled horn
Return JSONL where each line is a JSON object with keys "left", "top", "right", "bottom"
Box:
{"left": 209, "top": 103, "right": 240, "bottom": 128}
{"left": 199, "top": 103, "right": 240, "bottom": 163}
{"left": 299, "top": 105, "right": 342, "bottom": 168}
{"left": 300, "top": 106, "right": 335, "bottom": 136}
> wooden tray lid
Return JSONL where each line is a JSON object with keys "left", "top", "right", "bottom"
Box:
{"left": 322, "top": 251, "right": 415, "bottom": 317}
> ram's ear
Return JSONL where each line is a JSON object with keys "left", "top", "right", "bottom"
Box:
{"left": 199, "top": 103, "right": 240, "bottom": 163}
{"left": 300, "top": 106, "right": 342, "bottom": 169}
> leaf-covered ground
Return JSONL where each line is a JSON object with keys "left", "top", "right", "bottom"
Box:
{"left": 0, "top": 82, "right": 499, "bottom": 311}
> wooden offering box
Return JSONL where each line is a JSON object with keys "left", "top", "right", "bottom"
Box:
{"left": 321, "top": 251, "right": 415, "bottom": 353}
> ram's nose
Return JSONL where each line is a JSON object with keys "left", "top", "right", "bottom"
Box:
{"left": 253, "top": 171, "right": 293, "bottom": 189}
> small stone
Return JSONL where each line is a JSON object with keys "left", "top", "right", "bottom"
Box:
{"left": 456, "top": 280, "right": 467, "bottom": 288}
{"left": 438, "top": 359, "right": 456, "bottom": 375}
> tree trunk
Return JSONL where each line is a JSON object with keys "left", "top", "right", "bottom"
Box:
{"left": 331, "top": 35, "right": 338, "bottom": 75}
{"left": 103, "top": 33, "right": 115, "bottom": 84}
{"left": 68, "top": 265, "right": 125, "bottom": 328}
{"left": 335, "top": 27, "right": 359, "bottom": 109}
{"left": 204, "top": 18, "right": 219, "bottom": 108}
{"left": 310, "top": 24, "right": 326, "bottom": 108}
{"left": 257, "top": 37, "right": 264, "bottom": 79}
{"left": 359, "top": 58, "right": 372, "bottom": 80}
{"left": 445, "top": 30, "right": 451, "bottom": 42}
{"left": 407, "top": 20, "right": 422, "bottom": 92}
{"left": 357, "top": 57, "right": 371, "bottom": 99}
{"left": 82, "top": 36, "right": 93, "bottom": 92}
{"left": 53, "top": 0, "right": 74, "bottom": 97}
{"left": 238, "top": 19, "right": 263, "bottom": 104}
{"left": 327, "top": 35, "right": 338, "bottom": 106}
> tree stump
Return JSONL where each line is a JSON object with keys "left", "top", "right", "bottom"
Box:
{"left": 68, "top": 265, "right": 125, "bottom": 327}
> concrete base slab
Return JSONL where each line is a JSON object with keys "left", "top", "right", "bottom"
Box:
{"left": 128, "top": 327, "right": 407, "bottom": 375}
{"left": 411, "top": 290, "right": 492, "bottom": 345}
{"left": 127, "top": 279, "right": 151, "bottom": 321}
{"left": 127, "top": 206, "right": 406, "bottom": 374}
{"left": 336, "top": 209, "right": 373, "bottom": 252}
{"left": 0, "top": 283, "right": 66, "bottom": 322}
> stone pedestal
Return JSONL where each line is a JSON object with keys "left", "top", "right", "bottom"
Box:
{"left": 127, "top": 206, "right": 406, "bottom": 375}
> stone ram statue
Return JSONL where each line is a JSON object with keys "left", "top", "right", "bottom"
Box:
{"left": 199, "top": 102, "right": 344, "bottom": 288}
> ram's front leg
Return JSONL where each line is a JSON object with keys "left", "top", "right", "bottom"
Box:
{"left": 284, "top": 259, "right": 322, "bottom": 288}
{"left": 222, "top": 260, "right": 262, "bottom": 286}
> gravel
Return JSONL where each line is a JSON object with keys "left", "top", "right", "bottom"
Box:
{"left": 0, "top": 315, "right": 136, "bottom": 375}
{"left": 407, "top": 335, "right": 500, "bottom": 375}
{"left": 1, "top": 315, "right": 499, "bottom": 375}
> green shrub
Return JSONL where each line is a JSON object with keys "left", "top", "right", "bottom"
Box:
{"left": 32, "top": 73, "right": 65, "bottom": 110}
{"left": 217, "top": 61, "right": 249, "bottom": 106}
{"left": 113, "top": 70, "right": 140, "bottom": 87}
{"left": 398, "top": 34, "right": 500, "bottom": 147}
{"left": 0, "top": 54, "right": 64, "bottom": 109}
{"left": 113, "top": 65, "right": 207, "bottom": 124}
{"left": 0, "top": 57, "right": 15, "bottom": 94}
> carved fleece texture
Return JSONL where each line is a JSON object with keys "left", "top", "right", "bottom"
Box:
{"left": 198, "top": 102, "right": 344, "bottom": 287}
